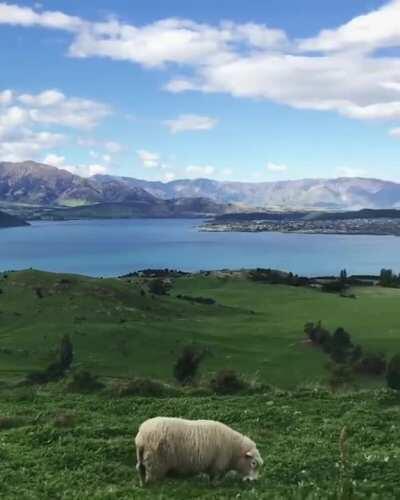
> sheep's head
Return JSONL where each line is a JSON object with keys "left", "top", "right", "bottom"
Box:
{"left": 235, "top": 447, "right": 263, "bottom": 481}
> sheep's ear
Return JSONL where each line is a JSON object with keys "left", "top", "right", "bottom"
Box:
{"left": 245, "top": 451, "right": 253, "bottom": 458}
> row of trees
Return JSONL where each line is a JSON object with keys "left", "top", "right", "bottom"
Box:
{"left": 379, "top": 269, "right": 400, "bottom": 288}
{"left": 305, "top": 322, "right": 400, "bottom": 390}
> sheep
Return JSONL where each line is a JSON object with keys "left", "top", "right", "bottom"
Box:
{"left": 134, "top": 416, "right": 263, "bottom": 485}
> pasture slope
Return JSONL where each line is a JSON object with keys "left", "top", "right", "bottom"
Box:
{"left": 0, "top": 386, "right": 399, "bottom": 499}
{"left": 0, "top": 269, "right": 400, "bottom": 498}
{"left": 0, "top": 269, "right": 400, "bottom": 386}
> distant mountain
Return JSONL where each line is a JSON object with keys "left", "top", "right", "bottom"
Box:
{"left": 4, "top": 161, "right": 400, "bottom": 211}
{"left": 42, "top": 197, "right": 229, "bottom": 220}
{"left": 0, "top": 210, "right": 29, "bottom": 228}
{"left": 0, "top": 161, "right": 101, "bottom": 206}
{"left": 0, "top": 161, "right": 156, "bottom": 207}
{"left": 93, "top": 175, "right": 400, "bottom": 210}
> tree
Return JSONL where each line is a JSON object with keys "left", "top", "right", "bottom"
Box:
{"left": 379, "top": 268, "right": 400, "bottom": 287}
{"left": 386, "top": 354, "right": 400, "bottom": 391}
{"left": 173, "top": 346, "right": 206, "bottom": 385}
{"left": 59, "top": 334, "right": 73, "bottom": 371}
{"left": 148, "top": 278, "right": 171, "bottom": 296}
{"left": 330, "top": 328, "right": 353, "bottom": 363}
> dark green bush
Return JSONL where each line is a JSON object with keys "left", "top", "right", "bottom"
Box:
{"left": 355, "top": 352, "right": 386, "bottom": 376}
{"left": 209, "top": 369, "right": 247, "bottom": 395}
{"left": 111, "top": 377, "right": 177, "bottom": 397}
{"left": 173, "top": 346, "right": 207, "bottom": 385}
{"left": 386, "top": 354, "right": 400, "bottom": 391}
{"left": 148, "top": 278, "right": 171, "bottom": 295}
{"left": 67, "top": 371, "right": 104, "bottom": 393}
{"left": 26, "top": 362, "right": 65, "bottom": 385}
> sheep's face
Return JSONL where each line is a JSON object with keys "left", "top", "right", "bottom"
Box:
{"left": 236, "top": 448, "right": 263, "bottom": 481}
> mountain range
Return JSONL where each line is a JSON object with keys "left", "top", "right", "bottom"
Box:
{"left": 2, "top": 161, "right": 400, "bottom": 213}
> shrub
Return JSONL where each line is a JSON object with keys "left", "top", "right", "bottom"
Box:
{"left": 176, "top": 294, "right": 216, "bottom": 305}
{"left": 59, "top": 334, "right": 73, "bottom": 371}
{"left": 173, "top": 346, "right": 206, "bottom": 385}
{"left": 66, "top": 371, "right": 104, "bottom": 393}
{"left": 209, "top": 369, "right": 247, "bottom": 395}
{"left": 148, "top": 278, "right": 171, "bottom": 296}
{"left": 327, "top": 363, "right": 354, "bottom": 392}
{"left": 355, "top": 352, "right": 386, "bottom": 376}
{"left": 305, "top": 322, "right": 332, "bottom": 351}
{"left": 386, "top": 354, "right": 400, "bottom": 391}
{"left": 26, "top": 362, "right": 65, "bottom": 385}
{"left": 350, "top": 344, "right": 363, "bottom": 363}
{"left": 111, "top": 377, "right": 177, "bottom": 397}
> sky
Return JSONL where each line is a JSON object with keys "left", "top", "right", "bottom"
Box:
{"left": 1, "top": 0, "right": 400, "bottom": 182}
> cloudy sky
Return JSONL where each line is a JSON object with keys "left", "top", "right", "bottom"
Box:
{"left": 1, "top": 0, "right": 400, "bottom": 182}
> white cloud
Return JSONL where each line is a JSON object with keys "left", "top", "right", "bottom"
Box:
{"left": 0, "top": 88, "right": 110, "bottom": 162}
{"left": 163, "top": 171, "right": 176, "bottom": 182}
{"left": 104, "top": 141, "right": 122, "bottom": 153}
{"left": 336, "top": 166, "right": 367, "bottom": 177}
{"left": 0, "top": 104, "right": 64, "bottom": 161}
{"left": 0, "top": 89, "right": 13, "bottom": 106}
{"left": 68, "top": 18, "right": 287, "bottom": 68}
{"left": 389, "top": 127, "right": 400, "bottom": 138}
{"left": 164, "top": 114, "right": 217, "bottom": 133}
{"left": 0, "top": 2, "right": 83, "bottom": 31}
{"left": 4, "top": 1, "right": 400, "bottom": 133}
{"left": 42, "top": 153, "right": 108, "bottom": 177}
{"left": 220, "top": 168, "right": 233, "bottom": 178}
{"left": 137, "top": 149, "right": 160, "bottom": 168}
{"left": 42, "top": 153, "right": 79, "bottom": 174}
{"left": 266, "top": 162, "right": 288, "bottom": 172}
{"left": 0, "top": 130, "right": 63, "bottom": 162}
{"left": 186, "top": 164, "right": 215, "bottom": 177}
{"left": 43, "top": 153, "right": 66, "bottom": 168}
{"left": 87, "top": 163, "right": 107, "bottom": 176}
{"left": 17, "top": 89, "right": 110, "bottom": 129}
{"left": 298, "top": 0, "right": 400, "bottom": 53}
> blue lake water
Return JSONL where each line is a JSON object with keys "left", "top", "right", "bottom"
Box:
{"left": 1, "top": 218, "right": 400, "bottom": 277}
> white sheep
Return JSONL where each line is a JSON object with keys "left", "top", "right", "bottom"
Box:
{"left": 134, "top": 416, "right": 263, "bottom": 485}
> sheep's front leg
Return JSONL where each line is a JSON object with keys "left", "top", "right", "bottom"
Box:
{"left": 136, "top": 461, "right": 146, "bottom": 487}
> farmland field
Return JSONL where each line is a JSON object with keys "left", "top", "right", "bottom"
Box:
{"left": 0, "top": 269, "right": 400, "bottom": 387}
{"left": 1, "top": 270, "right": 400, "bottom": 498}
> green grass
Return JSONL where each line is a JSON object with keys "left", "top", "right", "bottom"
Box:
{"left": 0, "top": 386, "right": 399, "bottom": 499}
{"left": 1, "top": 270, "right": 400, "bottom": 387}
{"left": 1, "top": 270, "right": 400, "bottom": 498}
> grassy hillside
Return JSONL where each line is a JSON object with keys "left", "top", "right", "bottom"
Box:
{"left": 0, "top": 386, "right": 399, "bottom": 499}
{"left": 0, "top": 269, "right": 400, "bottom": 387}
{"left": 0, "top": 210, "right": 28, "bottom": 228}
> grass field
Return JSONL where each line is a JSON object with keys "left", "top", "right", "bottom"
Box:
{"left": 1, "top": 269, "right": 400, "bottom": 387}
{"left": 1, "top": 270, "right": 400, "bottom": 498}
{"left": 0, "top": 385, "right": 399, "bottom": 499}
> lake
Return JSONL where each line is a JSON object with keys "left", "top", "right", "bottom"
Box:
{"left": 1, "top": 218, "right": 399, "bottom": 277}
